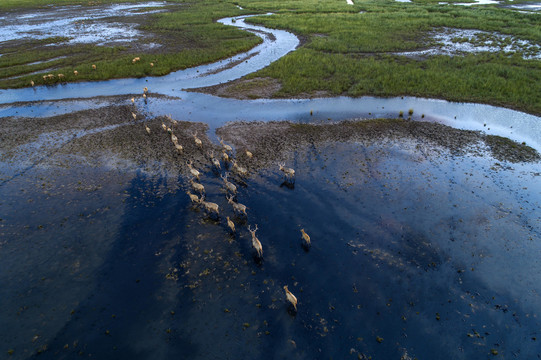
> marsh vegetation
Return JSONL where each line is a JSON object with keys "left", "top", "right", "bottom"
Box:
{"left": 0, "top": 1, "right": 261, "bottom": 88}
{"left": 0, "top": 0, "right": 539, "bottom": 114}
{"left": 244, "top": 1, "right": 540, "bottom": 113}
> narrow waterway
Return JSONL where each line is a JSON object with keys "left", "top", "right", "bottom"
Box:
{"left": 3, "top": 93, "right": 541, "bottom": 152}
{"left": 0, "top": 14, "right": 299, "bottom": 104}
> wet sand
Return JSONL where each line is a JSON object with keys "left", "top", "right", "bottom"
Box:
{"left": 1, "top": 104, "right": 537, "bottom": 178}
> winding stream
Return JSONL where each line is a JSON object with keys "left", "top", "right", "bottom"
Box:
{"left": 0, "top": 15, "right": 299, "bottom": 103}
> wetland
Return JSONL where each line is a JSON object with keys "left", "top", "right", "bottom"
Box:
{"left": 1, "top": 0, "right": 541, "bottom": 359}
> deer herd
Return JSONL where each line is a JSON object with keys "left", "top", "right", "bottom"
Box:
{"left": 132, "top": 90, "right": 304, "bottom": 314}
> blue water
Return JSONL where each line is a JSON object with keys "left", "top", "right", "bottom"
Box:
{"left": 1, "top": 138, "right": 540, "bottom": 359}
{"left": 2, "top": 94, "right": 541, "bottom": 153}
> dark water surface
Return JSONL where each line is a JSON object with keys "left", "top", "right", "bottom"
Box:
{"left": 1, "top": 138, "right": 540, "bottom": 359}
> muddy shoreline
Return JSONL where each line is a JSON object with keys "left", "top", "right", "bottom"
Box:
{"left": 1, "top": 104, "right": 538, "bottom": 182}
{"left": 191, "top": 77, "right": 541, "bottom": 117}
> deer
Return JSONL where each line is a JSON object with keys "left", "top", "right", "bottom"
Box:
{"left": 174, "top": 143, "right": 183, "bottom": 154}
{"left": 220, "top": 173, "right": 237, "bottom": 194}
{"left": 232, "top": 160, "right": 248, "bottom": 177}
{"left": 226, "top": 195, "right": 247, "bottom": 216}
{"left": 171, "top": 134, "right": 178, "bottom": 144}
{"left": 245, "top": 150, "right": 253, "bottom": 159}
{"left": 283, "top": 285, "right": 298, "bottom": 312}
{"left": 190, "top": 179, "right": 205, "bottom": 195}
{"left": 300, "top": 228, "right": 311, "bottom": 249}
{"left": 207, "top": 151, "right": 221, "bottom": 170}
{"left": 248, "top": 224, "right": 263, "bottom": 259}
{"left": 220, "top": 139, "right": 233, "bottom": 153}
{"left": 279, "top": 163, "right": 295, "bottom": 178}
{"left": 132, "top": 112, "right": 137, "bottom": 120}
{"left": 226, "top": 216, "right": 235, "bottom": 233}
{"left": 186, "top": 191, "right": 199, "bottom": 203}
{"left": 198, "top": 196, "right": 219, "bottom": 216}
{"left": 222, "top": 150, "right": 230, "bottom": 164}
{"left": 144, "top": 125, "right": 151, "bottom": 135}
{"left": 193, "top": 131, "right": 203, "bottom": 148}
{"left": 186, "top": 160, "right": 200, "bottom": 180}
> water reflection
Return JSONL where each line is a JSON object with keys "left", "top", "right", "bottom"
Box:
{"left": 1, "top": 135, "right": 539, "bottom": 359}
{"left": 395, "top": 27, "right": 541, "bottom": 60}
{"left": 0, "top": 2, "right": 170, "bottom": 45}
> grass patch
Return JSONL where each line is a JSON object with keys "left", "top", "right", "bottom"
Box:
{"left": 252, "top": 48, "right": 540, "bottom": 114}
{"left": 242, "top": 0, "right": 540, "bottom": 114}
{"left": 228, "top": 77, "right": 276, "bottom": 91}
{"left": 0, "top": 0, "right": 262, "bottom": 88}
{"left": 485, "top": 135, "right": 540, "bottom": 162}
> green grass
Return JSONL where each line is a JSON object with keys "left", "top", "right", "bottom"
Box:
{"left": 0, "top": 0, "right": 261, "bottom": 88}
{"left": 1, "top": 0, "right": 540, "bottom": 114}
{"left": 247, "top": 3, "right": 540, "bottom": 51}
{"left": 251, "top": 48, "right": 540, "bottom": 113}
{"left": 241, "top": 0, "right": 540, "bottom": 114}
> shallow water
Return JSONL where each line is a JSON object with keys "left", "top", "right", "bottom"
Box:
{"left": 437, "top": 0, "right": 541, "bottom": 11}
{"left": 396, "top": 27, "right": 541, "bottom": 60}
{"left": 0, "top": 14, "right": 299, "bottom": 104}
{"left": 0, "top": 2, "right": 170, "bottom": 45}
{"left": 1, "top": 134, "right": 540, "bottom": 359}
{"left": 507, "top": 2, "right": 541, "bottom": 10}
{"left": 3, "top": 94, "right": 540, "bottom": 153}
{"left": 440, "top": 0, "right": 501, "bottom": 6}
